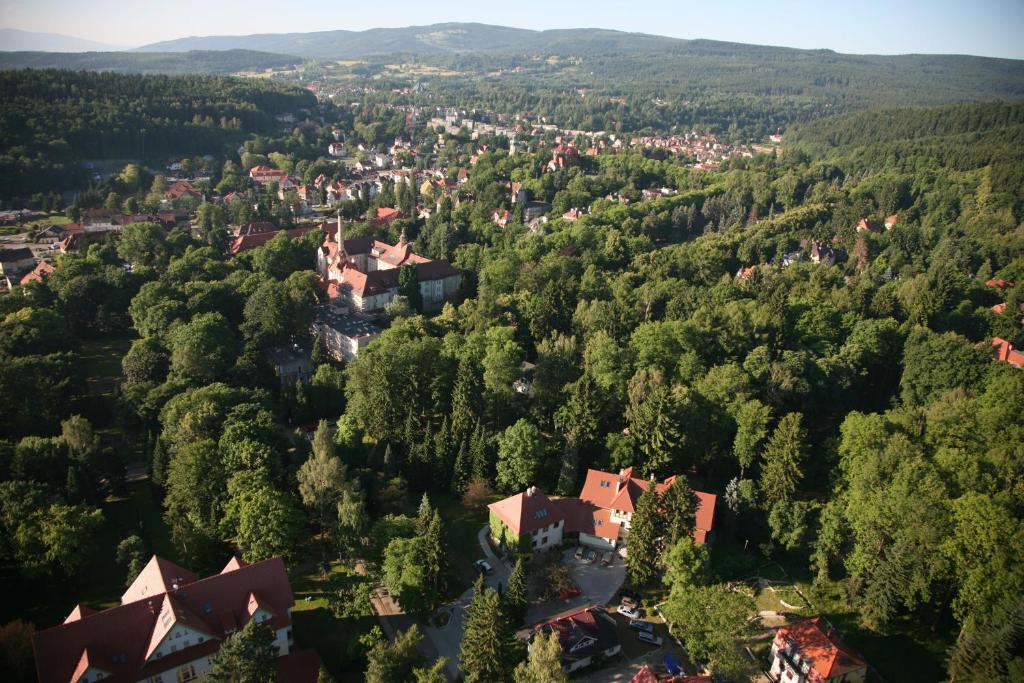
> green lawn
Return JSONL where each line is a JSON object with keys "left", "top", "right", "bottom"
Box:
{"left": 290, "top": 559, "right": 376, "bottom": 682}
{"left": 77, "top": 332, "right": 135, "bottom": 395}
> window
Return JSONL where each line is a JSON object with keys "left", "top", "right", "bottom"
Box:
{"left": 170, "top": 645, "right": 177, "bottom": 652}
{"left": 197, "top": 636, "right": 204, "bottom": 643}
{"left": 599, "top": 480, "right": 611, "bottom": 488}
{"left": 534, "top": 509, "right": 548, "bottom": 519}
{"left": 177, "top": 665, "right": 198, "bottom": 683}
{"left": 542, "top": 536, "right": 548, "bottom": 545}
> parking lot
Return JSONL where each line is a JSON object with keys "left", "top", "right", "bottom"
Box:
{"left": 525, "top": 545, "right": 626, "bottom": 624}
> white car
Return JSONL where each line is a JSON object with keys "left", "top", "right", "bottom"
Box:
{"left": 637, "top": 631, "right": 664, "bottom": 647}
{"left": 474, "top": 559, "right": 494, "bottom": 575}
{"left": 617, "top": 604, "right": 640, "bottom": 618}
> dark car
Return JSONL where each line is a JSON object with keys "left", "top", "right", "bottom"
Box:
{"left": 629, "top": 619, "right": 654, "bottom": 633}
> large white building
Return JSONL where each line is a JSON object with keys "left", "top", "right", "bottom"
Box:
{"left": 317, "top": 215, "right": 462, "bottom": 314}
{"left": 32, "top": 556, "right": 320, "bottom": 683}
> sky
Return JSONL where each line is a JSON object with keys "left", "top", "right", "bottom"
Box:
{"left": 2, "top": 0, "right": 1023, "bottom": 59}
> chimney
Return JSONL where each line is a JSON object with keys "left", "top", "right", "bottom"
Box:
{"left": 526, "top": 486, "right": 535, "bottom": 497}
{"left": 336, "top": 209, "right": 343, "bottom": 248}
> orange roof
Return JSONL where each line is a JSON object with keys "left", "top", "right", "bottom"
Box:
{"left": 578, "top": 468, "right": 717, "bottom": 545}
{"left": 631, "top": 665, "right": 660, "bottom": 683}
{"left": 985, "top": 279, "right": 1015, "bottom": 290}
{"left": 20, "top": 260, "right": 54, "bottom": 285}
{"left": 774, "top": 617, "right": 866, "bottom": 680}
{"left": 488, "top": 488, "right": 560, "bottom": 536}
{"left": 991, "top": 337, "right": 1024, "bottom": 368}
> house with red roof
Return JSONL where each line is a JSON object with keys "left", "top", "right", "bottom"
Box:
{"left": 883, "top": 214, "right": 898, "bottom": 230}
{"left": 991, "top": 337, "right": 1024, "bottom": 368}
{"left": 530, "top": 605, "right": 621, "bottom": 673}
{"left": 32, "top": 555, "right": 320, "bottom": 683}
{"left": 488, "top": 467, "right": 717, "bottom": 553}
{"left": 769, "top": 617, "right": 867, "bottom": 683}
{"left": 318, "top": 215, "right": 462, "bottom": 313}
{"left": 374, "top": 207, "right": 406, "bottom": 226}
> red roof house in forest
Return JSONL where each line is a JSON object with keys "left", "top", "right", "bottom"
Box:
{"left": 488, "top": 467, "right": 717, "bottom": 553}
{"left": 768, "top": 617, "right": 867, "bottom": 683}
{"left": 991, "top": 337, "right": 1024, "bottom": 368}
{"left": 32, "top": 556, "right": 320, "bottom": 683}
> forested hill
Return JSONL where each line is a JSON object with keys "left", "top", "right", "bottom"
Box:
{"left": 0, "top": 49, "right": 303, "bottom": 75}
{"left": 0, "top": 70, "right": 316, "bottom": 196}
{"left": 135, "top": 23, "right": 684, "bottom": 57}
{"left": 784, "top": 101, "right": 1024, "bottom": 196}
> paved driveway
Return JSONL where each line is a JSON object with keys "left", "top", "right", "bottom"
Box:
{"left": 422, "top": 527, "right": 510, "bottom": 681}
{"left": 525, "top": 547, "right": 626, "bottom": 624}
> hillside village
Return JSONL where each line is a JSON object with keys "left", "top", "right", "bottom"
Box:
{"left": 0, "top": 19, "right": 1022, "bottom": 683}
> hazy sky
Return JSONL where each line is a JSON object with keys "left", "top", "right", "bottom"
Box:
{"left": 2, "top": 0, "right": 1023, "bottom": 58}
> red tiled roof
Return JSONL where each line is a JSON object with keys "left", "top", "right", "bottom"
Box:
{"left": 228, "top": 225, "right": 326, "bottom": 255}
{"left": 122, "top": 556, "right": 198, "bottom": 605}
{"left": 488, "top": 488, "right": 560, "bottom": 536}
{"left": 631, "top": 664, "right": 660, "bottom": 683}
{"left": 20, "top": 260, "right": 55, "bottom": 285}
{"left": 991, "top": 337, "right": 1024, "bottom": 368}
{"left": 774, "top": 617, "right": 866, "bottom": 681}
{"left": 578, "top": 468, "right": 717, "bottom": 545}
{"left": 986, "top": 279, "right": 1016, "bottom": 290}
{"left": 33, "top": 557, "right": 295, "bottom": 683}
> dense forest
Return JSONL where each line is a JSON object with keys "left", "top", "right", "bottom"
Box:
{"left": 1, "top": 94, "right": 1022, "bottom": 681}
{"left": 0, "top": 49, "right": 303, "bottom": 75}
{"left": 0, "top": 70, "right": 316, "bottom": 197}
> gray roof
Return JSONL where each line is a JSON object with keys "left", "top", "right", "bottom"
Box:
{"left": 316, "top": 307, "right": 382, "bottom": 339}
{"left": 0, "top": 247, "right": 34, "bottom": 262}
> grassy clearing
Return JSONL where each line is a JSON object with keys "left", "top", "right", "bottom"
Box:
{"left": 290, "top": 559, "right": 376, "bottom": 682}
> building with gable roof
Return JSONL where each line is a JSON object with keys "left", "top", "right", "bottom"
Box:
{"left": 32, "top": 555, "right": 320, "bottom": 683}
{"left": 529, "top": 605, "right": 621, "bottom": 673}
{"left": 488, "top": 467, "right": 717, "bottom": 552}
{"left": 317, "top": 214, "right": 462, "bottom": 313}
{"left": 769, "top": 617, "right": 867, "bottom": 683}
{"left": 991, "top": 337, "right": 1024, "bottom": 368}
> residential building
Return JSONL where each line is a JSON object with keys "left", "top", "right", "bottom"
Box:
{"left": 768, "top": 617, "right": 867, "bottom": 683}
{"left": 487, "top": 467, "right": 717, "bottom": 552}
{"left": 19, "top": 259, "right": 55, "bottom": 285}
{"left": 991, "top": 337, "right": 1024, "bottom": 368}
{"left": 809, "top": 241, "right": 836, "bottom": 266}
{"left": 32, "top": 555, "right": 320, "bottom": 683}
{"left": 529, "top": 605, "right": 621, "bottom": 673}
{"left": 318, "top": 216, "right": 462, "bottom": 314}
{"left": 884, "top": 214, "right": 898, "bottom": 230}
{"left": 266, "top": 345, "right": 314, "bottom": 385}
{"left": 0, "top": 247, "right": 36, "bottom": 278}
{"left": 313, "top": 305, "right": 381, "bottom": 361}
{"left": 228, "top": 224, "right": 327, "bottom": 255}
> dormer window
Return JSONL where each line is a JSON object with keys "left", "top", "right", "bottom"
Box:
{"left": 599, "top": 480, "right": 611, "bottom": 488}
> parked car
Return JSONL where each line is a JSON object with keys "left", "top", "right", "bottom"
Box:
{"left": 559, "top": 585, "right": 582, "bottom": 600}
{"left": 474, "top": 559, "right": 493, "bottom": 575}
{"left": 629, "top": 619, "right": 654, "bottom": 633}
{"left": 620, "top": 594, "right": 638, "bottom": 609}
{"left": 637, "top": 631, "right": 664, "bottom": 647}
{"left": 574, "top": 546, "right": 585, "bottom": 560}
{"left": 601, "top": 551, "right": 613, "bottom": 566}
{"left": 617, "top": 604, "right": 640, "bottom": 618}
{"left": 585, "top": 549, "right": 598, "bottom": 563}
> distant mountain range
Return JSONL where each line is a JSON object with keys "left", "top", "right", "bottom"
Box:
{"left": 0, "top": 28, "right": 125, "bottom": 52}
{"left": 133, "top": 22, "right": 727, "bottom": 59}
